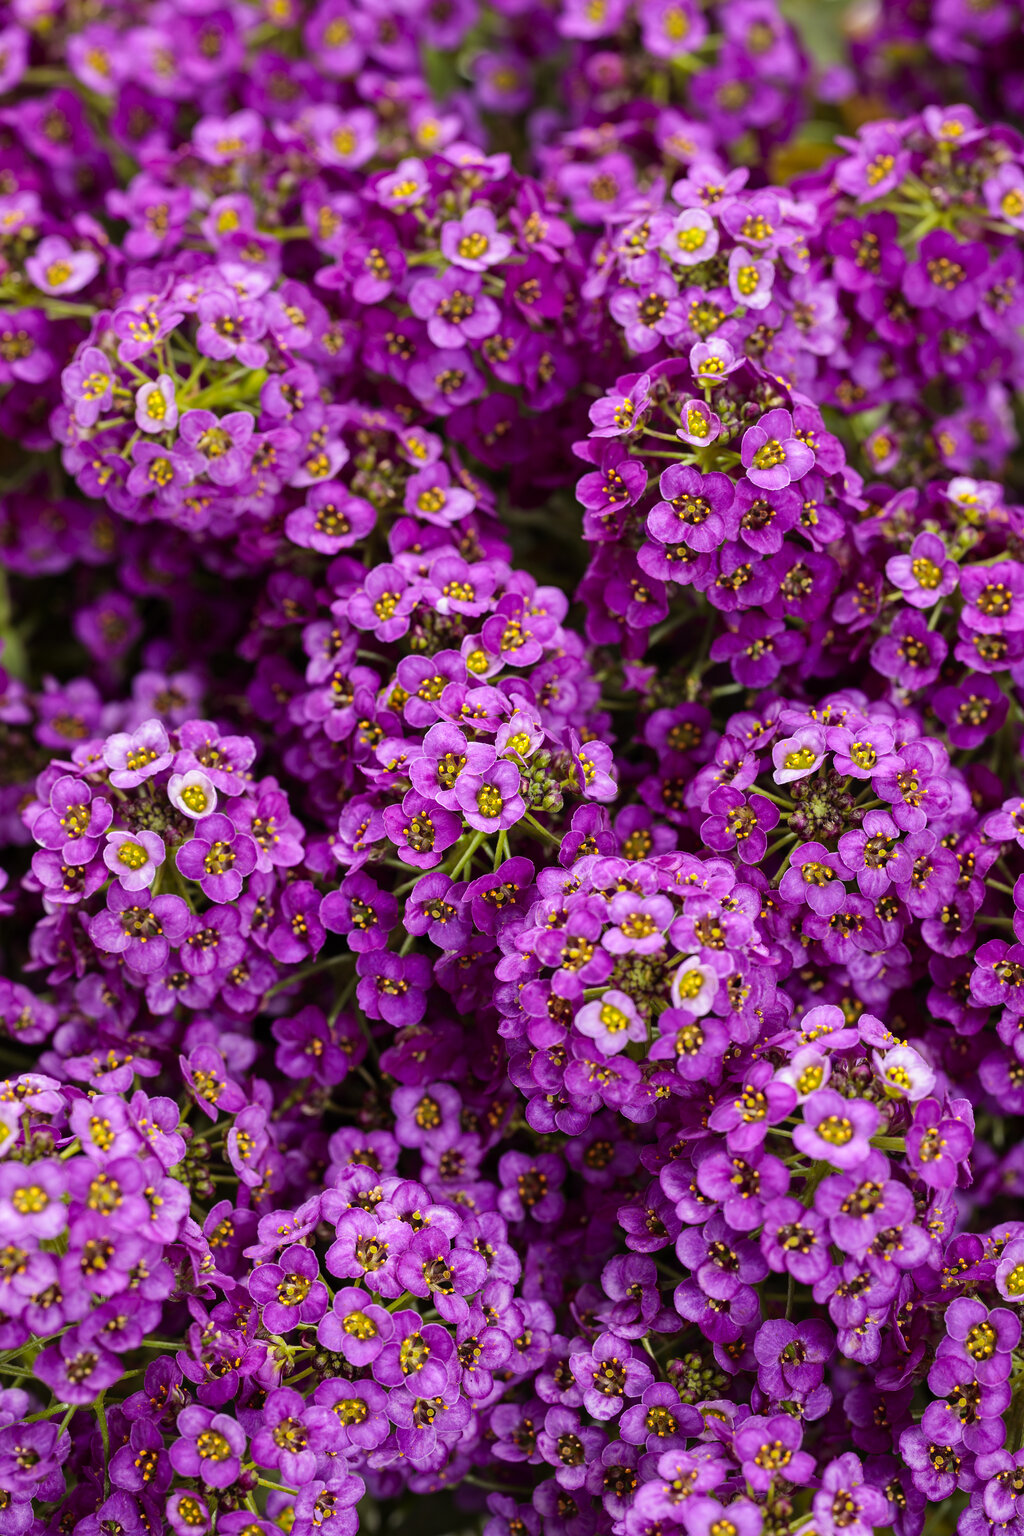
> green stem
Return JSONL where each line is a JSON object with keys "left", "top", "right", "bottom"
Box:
{"left": 446, "top": 828, "right": 489, "bottom": 879}
{"left": 522, "top": 813, "right": 561, "bottom": 847}
{"left": 96, "top": 1391, "right": 110, "bottom": 1497}
{"left": 264, "top": 953, "right": 350, "bottom": 1000}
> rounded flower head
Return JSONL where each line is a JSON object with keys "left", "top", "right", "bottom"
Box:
{"left": 741, "top": 409, "right": 814, "bottom": 490}
{"left": 175, "top": 813, "right": 257, "bottom": 903}
{"left": 102, "top": 830, "right": 165, "bottom": 892}
{"left": 793, "top": 1089, "right": 879, "bottom": 1170}
{"left": 167, "top": 770, "right": 218, "bottom": 821}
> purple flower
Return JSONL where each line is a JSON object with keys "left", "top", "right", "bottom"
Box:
{"left": 26, "top": 235, "right": 99, "bottom": 295}
{"left": 961, "top": 561, "right": 1024, "bottom": 635}
{"left": 89, "top": 886, "right": 190, "bottom": 974}
{"left": 710, "top": 615, "right": 805, "bottom": 687}
{"left": 249, "top": 1245, "right": 328, "bottom": 1334}
{"left": 940, "top": 1297, "right": 1020, "bottom": 1383}
{"left": 779, "top": 841, "right": 849, "bottom": 915}
{"left": 382, "top": 791, "right": 462, "bottom": 869}
{"left": 0, "top": 1160, "right": 66, "bottom": 1242}
{"left": 102, "top": 830, "right": 165, "bottom": 892}
{"left": 176, "top": 814, "right": 258, "bottom": 903}
{"left": 285, "top": 484, "right": 376, "bottom": 554}
{"left": 35, "top": 1333, "right": 121, "bottom": 1405}
{"left": 168, "top": 1405, "right": 246, "bottom": 1488}
{"left": 922, "top": 1356, "right": 1011, "bottom": 1453}
{"left": 356, "top": 951, "right": 431, "bottom": 1027}
{"left": 870, "top": 612, "right": 947, "bottom": 690}
{"left": 568, "top": 1334, "right": 653, "bottom": 1421}
{"left": 793, "top": 1089, "right": 879, "bottom": 1170}
{"left": 179, "top": 409, "right": 255, "bottom": 487}
{"left": 811, "top": 1451, "right": 892, "bottom": 1536}
{"left": 102, "top": 720, "right": 173, "bottom": 788}
{"left": 834, "top": 124, "right": 910, "bottom": 200}
{"left": 441, "top": 206, "right": 512, "bottom": 270}
{"left": 886, "top": 532, "right": 958, "bottom": 609}
{"left": 134, "top": 375, "right": 178, "bottom": 434}
{"left": 906, "top": 1098, "right": 973, "bottom": 1188}
{"left": 317, "top": 1289, "right": 393, "bottom": 1366}
{"left": 648, "top": 466, "right": 737, "bottom": 554}
{"left": 904, "top": 230, "right": 988, "bottom": 322}
{"left": 609, "top": 275, "right": 684, "bottom": 354}
{"left": 267, "top": 882, "right": 326, "bottom": 965}
{"left": 498, "top": 1151, "right": 565, "bottom": 1224}
{"left": 409, "top": 269, "right": 500, "bottom": 349}
{"left": 374, "top": 157, "right": 431, "bottom": 210}
{"left": 734, "top": 1413, "right": 815, "bottom": 1493}
{"left": 63, "top": 347, "right": 114, "bottom": 427}
{"left": 575, "top": 989, "right": 647, "bottom": 1054}
{"left": 30, "top": 775, "right": 113, "bottom": 862}
{"left": 933, "top": 677, "right": 1008, "bottom": 750}
{"left": 741, "top": 408, "right": 814, "bottom": 490}
{"left": 455, "top": 749, "right": 525, "bottom": 834}
{"left": 728, "top": 245, "right": 775, "bottom": 310}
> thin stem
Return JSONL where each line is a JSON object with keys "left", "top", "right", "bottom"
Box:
{"left": 522, "top": 813, "right": 561, "bottom": 847}
{"left": 446, "top": 828, "right": 490, "bottom": 879}
{"left": 96, "top": 1391, "right": 110, "bottom": 1497}
{"left": 264, "top": 953, "right": 350, "bottom": 1000}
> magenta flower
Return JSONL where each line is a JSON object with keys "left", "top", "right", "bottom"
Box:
{"left": 88, "top": 886, "right": 190, "bottom": 974}
{"left": 102, "top": 719, "right": 173, "bottom": 788}
{"left": 30, "top": 775, "right": 113, "bottom": 862}
{"left": 440, "top": 206, "right": 512, "bottom": 271}
{"left": 102, "top": 830, "right": 165, "bottom": 892}
{"left": 249, "top": 1244, "right": 328, "bottom": 1334}
{"left": 176, "top": 813, "right": 257, "bottom": 903}
{"left": 886, "top": 531, "right": 958, "bottom": 609}
{"left": 134, "top": 375, "right": 178, "bottom": 434}
{"left": 168, "top": 1406, "right": 246, "bottom": 1489}
{"left": 26, "top": 235, "right": 99, "bottom": 295}
{"left": 454, "top": 749, "right": 525, "bottom": 834}
{"left": 794, "top": 1089, "right": 879, "bottom": 1170}
{"left": 62, "top": 347, "right": 114, "bottom": 427}
{"left": 317, "top": 1289, "right": 393, "bottom": 1366}
{"left": 741, "top": 408, "right": 814, "bottom": 490}
{"left": 382, "top": 791, "right": 462, "bottom": 869}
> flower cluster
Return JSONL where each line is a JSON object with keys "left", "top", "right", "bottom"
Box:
{"left": 808, "top": 107, "right": 1024, "bottom": 483}
{"left": 1, "top": 3, "right": 1024, "bottom": 1536}
{"left": 848, "top": 0, "right": 1024, "bottom": 125}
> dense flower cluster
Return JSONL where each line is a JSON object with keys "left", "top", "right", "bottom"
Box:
{"left": 849, "top": 0, "right": 1024, "bottom": 124}
{"left": 2, "top": 3, "right": 1024, "bottom": 1536}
